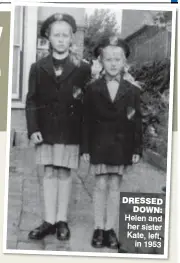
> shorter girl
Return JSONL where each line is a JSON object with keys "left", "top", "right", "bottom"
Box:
{"left": 82, "top": 36, "right": 142, "bottom": 249}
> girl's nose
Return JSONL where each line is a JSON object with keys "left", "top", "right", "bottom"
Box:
{"left": 111, "top": 61, "right": 116, "bottom": 66}
{"left": 58, "top": 36, "right": 64, "bottom": 41}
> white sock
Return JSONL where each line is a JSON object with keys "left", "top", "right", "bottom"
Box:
{"left": 94, "top": 175, "right": 107, "bottom": 229}
{"left": 43, "top": 166, "right": 57, "bottom": 225}
{"left": 105, "top": 175, "right": 122, "bottom": 230}
{"left": 56, "top": 168, "right": 72, "bottom": 222}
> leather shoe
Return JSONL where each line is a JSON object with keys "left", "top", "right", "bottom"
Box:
{"left": 56, "top": 221, "right": 70, "bottom": 241}
{"left": 104, "top": 229, "right": 119, "bottom": 249}
{"left": 91, "top": 229, "right": 105, "bottom": 248}
{"left": 28, "top": 221, "right": 56, "bottom": 240}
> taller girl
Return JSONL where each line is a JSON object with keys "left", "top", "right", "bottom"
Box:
{"left": 26, "top": 13, "right": 91, "bottom": 241}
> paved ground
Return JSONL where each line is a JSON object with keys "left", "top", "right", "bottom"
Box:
{"left": 6, "top": 145, "right": 166, "bottom": 254}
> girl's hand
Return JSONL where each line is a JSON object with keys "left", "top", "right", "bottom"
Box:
{"left": 82, "top": 153, "right": 90, "bottom": 162}
{"left": 132, "top": 154, "right": 140, "bottom": 164}
{"left": 31, "top": 132, "right": 43, "bottom": 145}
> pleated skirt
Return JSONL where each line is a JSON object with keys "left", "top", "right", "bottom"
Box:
{"left": 35, "top": 143, "right": 79, "bottom": 169}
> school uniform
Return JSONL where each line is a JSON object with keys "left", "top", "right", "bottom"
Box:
{"left": 26, "top": 54, "right": 91, "bottom": 169}
{"left": 82, "top": 75, "right": 143, "bottom": 171}
{"left": 26, "top": 11, "right": 92, "bottom": 242}
{"left": 82, "top": 74, "right": 143, "bottom": 249}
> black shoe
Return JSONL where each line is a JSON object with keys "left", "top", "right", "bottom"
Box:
{"left": 104, "top": 229, "right": 119, "bottom": 249}
{"left": 56, "top": 221, "right": 70, "bottom": 241}
{"left": 91, "top": 229, "right": 105, "bottom": 248}
{"left": 28, "top": 221, "right": 56, "bottom": 240}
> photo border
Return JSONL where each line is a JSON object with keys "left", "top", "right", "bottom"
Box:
{"left": 3, "top": 1, "right": 177, "bottom": 260}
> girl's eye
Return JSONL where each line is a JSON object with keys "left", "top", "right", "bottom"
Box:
{"left": 63, "top": 34, "right": 69, "bottom": 37}
{"left": 53, "top": 33, "right": 69, "bottom": 37}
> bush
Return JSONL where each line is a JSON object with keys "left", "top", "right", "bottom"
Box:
{"left": 130, "top": 59, "right": 170, "bottom": 160}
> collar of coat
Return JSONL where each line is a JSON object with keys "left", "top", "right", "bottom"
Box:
{"left": 40, "top": 54, "right": 77, "bottom": 83}
{"left": 105, "top": 74, "right": 121, "bottom": 83}
{"left": 96, "top": 74, "right": 132, "bottom": 103}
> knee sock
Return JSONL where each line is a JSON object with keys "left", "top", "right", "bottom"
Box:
{"left": 93, "top": 175, "right": 108, "bottom": 229}
{"left": 56, "top": 168, "right": 72, "bottom": 222}
{"left": 105, "top": 175, "right": 122, "bottom": 230}
{"left": 43, "top": 166, "right": 58, "bottom": 225}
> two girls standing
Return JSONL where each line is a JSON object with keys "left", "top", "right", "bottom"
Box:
{"left": 26, "top": 13, "right": 142, "bottom": 250}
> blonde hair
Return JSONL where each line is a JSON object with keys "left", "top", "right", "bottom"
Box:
{"left": 69, "top": 43, "right": 82, "bottom": 67}
{"left": 123, "top": 63, "right": 142, "bottom": 89}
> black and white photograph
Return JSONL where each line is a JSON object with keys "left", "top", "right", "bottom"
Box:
{"left": 4, "top": 2, "right": 176, "bottom": 258}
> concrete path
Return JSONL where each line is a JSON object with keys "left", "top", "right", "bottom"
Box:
{"left": 6, "top": 146, "right": 166, "bottom": 253}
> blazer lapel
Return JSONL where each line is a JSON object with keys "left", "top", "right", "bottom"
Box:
{"left": 97, "top": 78, "right": 112, "bottom": 102}
{"left": 98, "top": 77, "right": 128, "bottom": 104}
{"left": 40, "top": 55, "right": 76, "bottom": 83}
{"left": 40, "top": 55, "right": 56, "bottom": 81}
{"left": 114, "top": 78, "right": 129, "bottom": 103}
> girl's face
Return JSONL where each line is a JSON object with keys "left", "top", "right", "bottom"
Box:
{"left": 48, "top": 21, "right": 72, "bottom": 54}
{"left": 101, "top": 46, "right": 126, "bottom": 77}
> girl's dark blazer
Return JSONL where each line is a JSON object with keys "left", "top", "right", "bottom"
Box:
{"left": 81, "top": 77, "right": 143, "bottom": 166}
{"left": 26, "top": 55, "right": 91, "bottom": 144}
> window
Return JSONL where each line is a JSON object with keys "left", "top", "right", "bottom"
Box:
{"left": 12, "top": 6, "right": 24, "bottom": 100}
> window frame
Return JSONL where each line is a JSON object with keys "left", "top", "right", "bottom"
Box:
{"left": 12, "top": 6, "right": 38, "bottom": 109}
{"left": 12, "top": 6, "right": 24, "bottom": 100}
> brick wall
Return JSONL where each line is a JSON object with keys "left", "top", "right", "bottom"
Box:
{"left": 121, "top": 10, "right": 155, "bottom": 39}
{"left": 127, "top": 27, "right": 171, "bottom": 66}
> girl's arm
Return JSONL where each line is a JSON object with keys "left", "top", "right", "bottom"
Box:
{"left": 25, "top": 63, "right": 40, "bottom": 139}
{"left": 133, "top": 88, "right": 143, "bottom": 156}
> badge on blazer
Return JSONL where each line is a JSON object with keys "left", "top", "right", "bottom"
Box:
{"left": 127, "top": 106, "right": 136, "bottom": 120}
{"left": 73, "top": 86, "right": 83, "bottom": 100}
{"left": 54, "top": 66, "right": 63, "bottom": 76}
